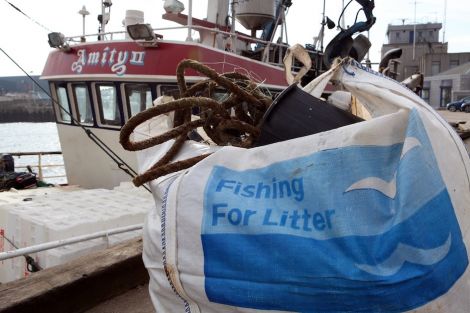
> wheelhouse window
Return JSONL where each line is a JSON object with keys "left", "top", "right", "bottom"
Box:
{"left": 158, "top": 84, "right": 180, "bottom": 98}
{"left": 270, "top": 90, "right": 282, "bottom": 100}
{"left": 55, "top": 85, "right": 71, "bottom": 123}
{"left": 159, "top": 84, "right": 235, "bottom": 101}
{"left": 96, "top": 84, "right": 120, "bottom": 126}
{"left": 72, "top": 84, "right": 93, "bottom": 125}
{"left": 124, "top": 84, "right": 153, "bottom": 117}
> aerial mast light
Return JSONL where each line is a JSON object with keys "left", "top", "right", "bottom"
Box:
{"left": 78, "top": 5, "right": 90, "bottom": 41}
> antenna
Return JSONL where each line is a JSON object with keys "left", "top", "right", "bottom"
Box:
{"left": 98, "top": 0, "right": 112, "bottom": 40}
{"left": 341, "top": 0, "right": 346, "bottom": 29}
{"left": 320, "top": 0, "right": 326, "bottom": 52}
{"left": 78, "top": 5, "right": 90, "bottom": 41}
{"left": 442, "top": 0, "right": 447, "bottom": 43}
{"left": 412, "top": 0, "right": 419, "bottom": 60}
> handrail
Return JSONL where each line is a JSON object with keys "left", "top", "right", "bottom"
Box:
{"left": 6, "top": 151, "right": 62, "bottom": 157}
{"left": 3, "top": 151, "right": 65, "bottom": 182}
{"left": 64, "top": 25, "right": 291, "bottom": 66}
{"left": 0, "top": 224, "right": 143, "bottom": 261}
{"left": 66, "top": 25, "right": 290, "bottom": 49}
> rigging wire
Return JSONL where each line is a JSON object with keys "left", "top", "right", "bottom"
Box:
{"left": 0, "top": 47, "right": 151, "bottom": 193}
{"left": 1, "top": 232, "right": 41, "bottom": 272}
{"left": 2, "top": 0, "right": 52, "bottom": 32}
{"left": 337, "top": 0, "right": 354, "bottom": 31}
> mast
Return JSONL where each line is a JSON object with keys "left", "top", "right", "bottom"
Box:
{"left": 320, "top": 0, "right": 326, "bottom": 52}
{"left": 99, "top": 0, "right": 112, "bottom": 40}
{"left": 206, "top": 0, "right": 229, "bottom": 25}
{"left": 186, "top": 0, "right": 193, "bottom": 41}
{"left": 341, "top": 0, "right": 346, "bottom": 29}
{"left": 412, "top": 0, "right": 417, "bottom": 60}
{"left": 230, "top": 0, "right": 237, "bottom": 53}
{"left": 442, "top": 0, "right": 447, "bottom": 43}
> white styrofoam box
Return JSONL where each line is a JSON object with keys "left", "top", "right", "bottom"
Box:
{"left": 39, "top": 230, "right": 143, "bottom": 268}
{"left": 38, "top": 238, "right": 107, "bottom": 268}
{"left": 0, "top": 186, "right": 82, "bottom": 206}
{"left": 107, "top": 229, "right": 143, "bottom": 246}
{"left": 0, "top": 232, "right": 20, "bottom": 283}
{"left": 113, "top": 181, "right": 153, "bottom": 199}
{"left": 0, "top": 187, "right": 153, "bottom": 283}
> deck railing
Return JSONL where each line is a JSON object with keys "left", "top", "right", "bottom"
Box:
{"left": 5, "top": 151, "right": 65, "bottom": 182}
{"left": 65, "top": 25, "right": 291, "bottom": 67}
{"left": 0, "top": 224, "right": 143, "bottom": 261}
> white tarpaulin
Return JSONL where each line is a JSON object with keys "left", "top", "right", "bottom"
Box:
{"left": 139, "top": 58, "right": 470, "bottom": 313}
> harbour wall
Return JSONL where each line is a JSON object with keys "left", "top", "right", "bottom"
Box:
{"left": 0, "top": 97, "right": 54, "bottom": 123}
{"left": 0, "top": 75, "right": 53, "bottom": 123}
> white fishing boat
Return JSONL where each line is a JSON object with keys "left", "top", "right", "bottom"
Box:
{"left": 41, "top": 0, "right": 299, "bottom": 190}
{"left": 0, "top": 0, "right": 318, "bottom": 311}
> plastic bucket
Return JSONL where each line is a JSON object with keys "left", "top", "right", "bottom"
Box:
{"left": 255, "top": 84, "right": 364, "bottom": 146}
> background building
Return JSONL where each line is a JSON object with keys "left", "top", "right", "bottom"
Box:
{"left": 423, "top": 62, "right": 470, "bottom": 107}
{"left": 382, "top": 23, "right": 446, "bottom": 82}
{"left": 381, "top": 22, "right": 470, "bottom": 108}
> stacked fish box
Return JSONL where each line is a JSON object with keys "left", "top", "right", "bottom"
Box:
{"left": 0, "top": 187, "right": 153, "bottom": 283}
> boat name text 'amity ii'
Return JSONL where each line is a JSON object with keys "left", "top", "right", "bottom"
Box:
{"left": 71, "top": 47, "right": 146, "bottom": 75}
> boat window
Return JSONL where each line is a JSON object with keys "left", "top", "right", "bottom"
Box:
{"left": 96, "top": 84, "right": 120, "bottom": 126}
{"left": 56, "top": 85, "right": 71, "bottom": 123}
{"left": 124, "top": 84, "right": 153, "bottom": 117}
{"left": 212, "top": 89, "right": 231, "bottom": 102}
{"left": 72, "top": 84, "right": 94, "bottom": 125}
{"left": 270, "top": 90, "right": 282, "bottom": 100}
{"left": 159, "top": 84, "right": 236, "bottom": 101}
{"left": 158, "top": 84, "right": 180, "bottom": 98}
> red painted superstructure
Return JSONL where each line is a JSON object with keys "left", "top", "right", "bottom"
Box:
{"left": 42, "top": 40, "right": 288, "bottom": 88}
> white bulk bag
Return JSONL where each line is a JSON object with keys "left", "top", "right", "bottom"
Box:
{"left": 139, "top": 58, "right": 470, "bottom": 313}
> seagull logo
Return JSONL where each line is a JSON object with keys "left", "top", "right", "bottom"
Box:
{"left": 355, "top": 234, "right": 452, "bottom": 276}
{"left": 345, "top": 137, "right": 421, "bottom": 199}
{"left": 344, "top": 136, "right": 454, "bottom": 276}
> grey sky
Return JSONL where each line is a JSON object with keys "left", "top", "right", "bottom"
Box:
{"left": 0, "top": 0, "right": 468, "bottom": 76}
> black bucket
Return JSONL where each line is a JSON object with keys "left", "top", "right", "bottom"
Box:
{"left": 255, "top": 84, "right": 364, "bottom": 146}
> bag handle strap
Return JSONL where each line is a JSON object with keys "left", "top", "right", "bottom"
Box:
{"left": 302, "top": 58, "right": 344, "bottom": 98}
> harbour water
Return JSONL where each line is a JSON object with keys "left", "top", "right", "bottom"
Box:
{"left": 0, "top": 122, "right": 66, "bottom": 184}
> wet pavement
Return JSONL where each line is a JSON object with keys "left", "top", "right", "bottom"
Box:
{"left": 437, "top": 109, "right": 470, "bottom": 124}
{"left": 436, "top": 110, "right": 470, "bottom": 153}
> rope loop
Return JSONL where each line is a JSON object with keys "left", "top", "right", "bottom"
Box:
{"left": 120, "top": 60, "right": 273, "bottom": 186}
